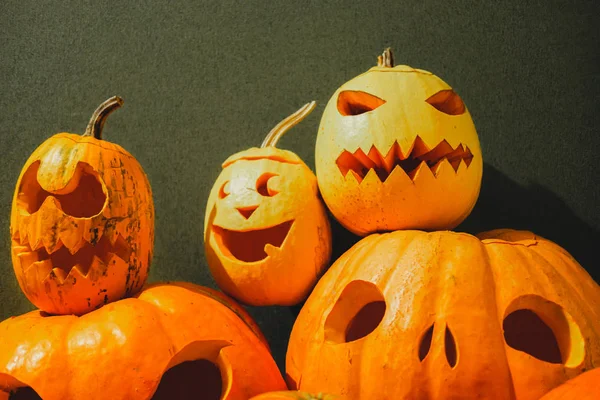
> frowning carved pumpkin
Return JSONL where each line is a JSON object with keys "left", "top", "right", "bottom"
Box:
{"left": 204, "top": 102, "right": 332, "bottom": 306}
{"left": 10, "top": 97, "right": 154, "bottom": 315}
{"left": 287, "top": 229, "right": 600, "bottom": 399}
{"left": 315, "top": 48, "right": 483, "bottom": 235}
{"left": 0, "top": 282, "right": 286, "bottom": 400}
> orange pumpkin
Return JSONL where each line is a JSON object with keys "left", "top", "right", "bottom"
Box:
{"left": 250, "top": 391, "right": 340, "bottom": 400}
{"left": 10, "top": 96, "right": 154, "bottom": 315}
{"left": 315, "top": 48, "right": 483, "bottom": 236}
{"left": 204, "top": 102, "right": 332, "bottom": 306}
{"left": 0, "top": 282, "right": 286, "bottom": 400}
{"left": 287, "top": 229, "right": 600, "bottom": 399}
{"left": 539, "top": 367, "right": 600, "bottom": 399}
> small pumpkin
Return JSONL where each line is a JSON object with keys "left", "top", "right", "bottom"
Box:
{"left": 315, "top": 48, "right": 483, "bottom": 236}
{"left": 10, "top": 96, "right": 154, "bottom": 315}
{"left": 204, "top": 102, "right": 332, "bottom": 306}
{"left": 250, "top": 391, "right": 339, "bottom": 400}
{"left": 539, "top": 367, "right": 600, "bottom": 399}
{"left": 287, "top": 229, "right": 600, "bottom": 399}
{"left": 0, "top": 282, "right": 286, "bottom": 400}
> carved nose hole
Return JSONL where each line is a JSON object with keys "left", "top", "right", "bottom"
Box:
{"left": 236, "top": 205, "right": 258, "bottom": 220}
{"left": 445, "top": 325, "right": 457, "bottom": 368}
{"left": 419, "top": 324, "right": 434, "bottom": 361}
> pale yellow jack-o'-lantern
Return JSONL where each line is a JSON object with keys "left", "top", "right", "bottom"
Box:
{"left": 204, "top": 102, "right": 332, "bottom": 306}
{"left": 315, "top": 48, "right": 483, "bottom": 236}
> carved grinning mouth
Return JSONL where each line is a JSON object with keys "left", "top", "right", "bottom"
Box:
{"left": 12, "top": 234, "right": 131, "bottom": 283}
{"left": 336, "top": 136, "right": 474, "bottom": 183}
{"left": 211, "top": 221, "right": 293, "bottom": 262}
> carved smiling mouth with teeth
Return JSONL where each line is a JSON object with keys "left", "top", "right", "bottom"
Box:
{"left": 336, "top": 136, "right": 474, "bottom": 183}
{"left": 211, "top": 221, "right": 294, "bottom": 263}
{"left": 12, "top": 233, "right": 132, "bottom": 284}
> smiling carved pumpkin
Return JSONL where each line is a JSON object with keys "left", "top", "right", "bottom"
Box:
{"left": 204, "top": 102, "right": 332, "bottom": 306}
{"left": 315, "top": 48, "right": 483, "bottom": 236}
{"left": 287, "top": 229, "right": 600, "bottom": 399}
{"left": 0, "top": 282, "right": 286, "bottom": 400}
{"left": 10, "top": 97, "right": 154, "bottom": 315}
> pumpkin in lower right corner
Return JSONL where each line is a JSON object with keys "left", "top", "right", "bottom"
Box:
{"left": 538, "top": 367, "right": 600, "bottom": 399}
{"left": 286, "top": 229, "right": 600, "bottom": 399}
{"left": 250, "top": 391, "right": 339, "bottom": 400}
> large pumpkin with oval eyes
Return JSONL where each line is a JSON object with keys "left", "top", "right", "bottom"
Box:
{"left": 10, "top": 97, "right": 154, "bottom": 315}
{"left": 286, "top": 229, "right": 600, "bottom": 399}
{"left": 315, "top": 48, "right": 483, "bottom": 236}
{"left": 0, "top": 282, "right": 286, "bottom": 400}
{"left": 204, "top": 102, "right": 332, "bottom": 306}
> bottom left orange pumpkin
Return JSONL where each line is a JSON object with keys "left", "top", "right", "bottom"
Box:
{"left": 0, "top": 282, "right": 286, "bottom": 400}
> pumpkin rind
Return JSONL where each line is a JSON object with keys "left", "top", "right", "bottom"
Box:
{"left": 10, "top": 98, "right": 154, "bottom": 315}
{"left": 315, "top": 50, "right": 483, "bottom": 236}
{"left": 286, "top": 229, "right": 600, "bottom": 399}
{"left": 0, "top": 282, "right": 285, "bottom": 399}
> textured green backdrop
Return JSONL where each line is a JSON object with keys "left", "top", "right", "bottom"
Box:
{"left": 1, "top": 1, "right": 598, "bottom": 371}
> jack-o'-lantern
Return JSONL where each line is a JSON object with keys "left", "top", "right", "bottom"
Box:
{"left": 0, "top": 282, "right": 286, "bottom": 400}
{"left": 204, "top": 102, "right": 332, "bottom": 306}
{"left": 10, "top": 97, "right": 154, "bottom": 315}
{"left": 287, "top": 229, "right": 600, "bottom": 399}
{"left": 315, "top": 48, "right": 483, "bottom": 235}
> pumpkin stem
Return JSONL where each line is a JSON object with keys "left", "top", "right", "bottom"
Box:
{"left": 260, "top": 101, "right": 317, "bottom": 148}
{"left": 83, "top": 96, "right": 124, "bottom": 139}
{"left": 377, "top": 47, "right": 394, "bottom": 68}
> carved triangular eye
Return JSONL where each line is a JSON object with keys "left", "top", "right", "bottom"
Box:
{"left": 426, "top": 89, "right": 466, "bottom": 115}
{"left": 337, "top": 90, "right": 386, "bottom": 116}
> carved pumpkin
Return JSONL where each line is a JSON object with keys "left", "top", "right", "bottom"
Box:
{"left": 204, "top": 102, "right": 332, "bottom": 306}
{"left": 315, "top": 48, "right": 483, "bottom": 236}
{"left": 250, "top": 391, "right": 339, "bottom": 400}
{"left": 10, "top": 97, "right": 154, "bottom": 315}
{"left": 0, "top": 282, "right": 286, "bottom": 400}
{"left": 539, "top": 367, "right": 600, "bottom": 399}
{"left": 287, "top": 229, "right": 600, "bottom": 399}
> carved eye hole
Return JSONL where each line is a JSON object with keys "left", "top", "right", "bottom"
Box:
{"left": 324, "top": 280, "right": 386, "bottom": 344}
{"left": 502, "top": 295, "right": 585, "bottom": 366}
{"left": 337, "top": 90, "right": 387, "bottom": 116}
{"left": 256, "top": 173, "right": 279, "bottom": 197}
{"left": 17, "top": 161, "right": 106, "bottom": 218}
{"left": 218, "top": 181, "right": 230, "bottom": 199}
{"left": 426, "top": 89, "right": 466, "bottom": 115}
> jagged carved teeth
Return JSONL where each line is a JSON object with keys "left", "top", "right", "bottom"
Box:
{"left": 13, "top": 234, "right": 132, "bottom": 283}
{"left": 211, "top": 220, "right": 294, "bottom": 263}
{"left": 336, "top": 136, "right": 474, "bottom": 183}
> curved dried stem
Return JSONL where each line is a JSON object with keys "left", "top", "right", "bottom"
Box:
{"left": 261, "top": 101, "right": 317, "bottom": 148}
{"left": 83, "top": 96, "right": 124, "bottom": 139}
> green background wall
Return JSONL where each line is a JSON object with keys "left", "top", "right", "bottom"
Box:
{"left": 1, "top": 1, "right": 598, "bottom": 371}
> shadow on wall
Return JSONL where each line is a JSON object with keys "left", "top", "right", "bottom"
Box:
{"left": 458, "top": 163, "right": 600, "bottom": 284}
